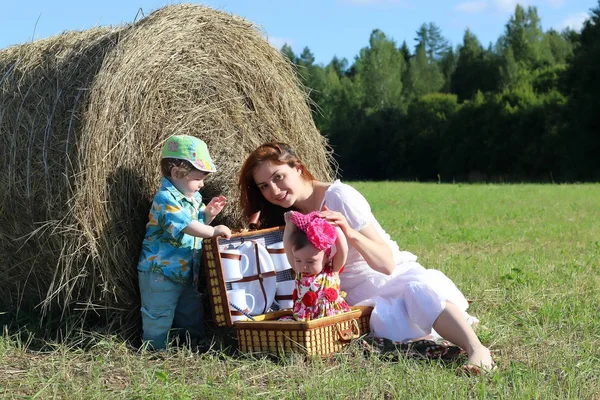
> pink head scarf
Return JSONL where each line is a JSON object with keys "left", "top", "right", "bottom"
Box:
{"left": 289, "top": 211, "right": 337, "bottom": 256}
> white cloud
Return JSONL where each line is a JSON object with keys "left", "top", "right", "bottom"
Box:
{"left": 492, "top": 0, "right": 566, "bottom": 13}
{"left": 546, "top": 0, "right": 565, "bottom": 8}
{"left": 556, "top": 12, "right": 590, "bottom": 32}
{"left": 493, "top": 0, "right": 524, "bottom": 13}
{"left": 456, "top": 0, "right": 488, "bottom": 13}
{"left": 264, "top": 35, "right": 293, "bottom": 51}
{"left": 453, "top": 0, "right": 567, "bottom": 16}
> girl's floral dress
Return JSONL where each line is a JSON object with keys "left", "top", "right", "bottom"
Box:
{"left": 287, "top": 262, "right": 351, "bottom": 321}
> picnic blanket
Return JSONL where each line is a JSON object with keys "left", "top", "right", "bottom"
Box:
{"left": 360, "top": 335, "right": 466, "bottom": 362}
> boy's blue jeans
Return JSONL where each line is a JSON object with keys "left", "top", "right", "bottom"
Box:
{"left": 138, "top": 271, "right": 204, "bottom": 349}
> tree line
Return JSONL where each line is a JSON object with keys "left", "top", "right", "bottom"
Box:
{"left": 281, "top": 3, "right": 600, "bottom": 182}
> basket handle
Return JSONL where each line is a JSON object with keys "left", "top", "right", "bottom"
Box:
{"left": 336, "top": 319, "right": 360, "bottom": 341}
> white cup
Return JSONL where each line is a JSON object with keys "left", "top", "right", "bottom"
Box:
{"left": 220, "top": 249, "right": 250, "bottom": 282}
{"left": 267, "top": 242, "right": 292, "bottom": 272}
{"left": 227, "top": 289, "right": 256, "bottom": 322}
{"left": 275, "top": 280, "right": 295, "bottom": 309}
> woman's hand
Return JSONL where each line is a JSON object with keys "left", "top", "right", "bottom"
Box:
{"left": 204, "top": 196, "right": 227, "bottom": 223}
{"left": 318, "top": 206, "right": 352, "bottom": 238}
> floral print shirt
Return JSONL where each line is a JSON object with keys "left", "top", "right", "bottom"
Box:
{"left": 290, "top": 262, "right": 351, "bottom": 321}
{"left": 137, "top": 177, "right": 205, "bottom": 285}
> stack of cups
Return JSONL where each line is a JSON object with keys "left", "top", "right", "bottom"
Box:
{"left": 220, "top": 248, "right": 249, "bottom": 282}
{"left": 266, "top": 242, "right": 292, "bottom": 273}
{"left": 221, "top": 248, "right": 254, "bottom": 321}
{"left": 226, "top": 289, "right": 255, "bottom": 322}
{"left": 275, "top": 280, "right": 295, "bottom": 309}
{"left": 267, "top": 242, "right": 295, "bottom": 309}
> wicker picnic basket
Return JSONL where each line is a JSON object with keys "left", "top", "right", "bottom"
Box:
{"left": 235, "top": 306, "right": 372, "bottom": 356}
{"left": 201, "top": 226, "right": 372, "bottom": 357}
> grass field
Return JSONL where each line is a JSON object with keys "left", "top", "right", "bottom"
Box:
{"left": 1, "top": 182, "right": 599, "bottom": 399}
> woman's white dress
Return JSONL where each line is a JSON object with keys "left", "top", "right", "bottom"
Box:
{"left": 321, "top": 180, "right": 477, "bottom": 342}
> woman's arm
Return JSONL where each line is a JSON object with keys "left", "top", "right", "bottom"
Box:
{"left": 319, "top": 208, "right": 395, "bottom": 275}
{"left": 331, "top": 226, "right": 348, "bottom": 272}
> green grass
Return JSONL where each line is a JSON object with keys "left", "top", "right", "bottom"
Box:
{"left": 2, "top": 183, "right": 599, "bottom": 399}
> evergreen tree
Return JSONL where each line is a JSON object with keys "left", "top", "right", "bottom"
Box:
{"left": 499, "top": 46, "right": 522, "bottom": 89}
{"left": 354, "top": 29, "right": 406, "bottom": 111}
{"left": 563, "top": 1, "right": 600, "bottom": 179}
{"left": 404, "top": 42, "right": 444, "bottom": 99}
{"left": 500, "top": 5, "right": 550, "bottom": 69}
{"left": 415, "top": 24, "right": 429, "bottom": 53}
{"left": 543, "top": 29, "right": 574, "bottom": 64}
{"left": 280, "top": 44, "right": 296, "bottom": 64}
{"left": 561, "top": 27, "right": 581, "bottom": 49}
{"left": 399, "top": 40, "right": 411, "bottom": 63}
{"left": 415, "top": 22, "right": 451, "bottom": 62}
{"left": 329, "top": 56, "right": 348, "bottom": 78}
{"left": 295, "top": 47, "right": 327, "bottom": 122}
{"left": 439, "top": 47, "right": 457, "bottom": 93}
{"left": 451, "top": 29, "right": 498, "bottom": 101}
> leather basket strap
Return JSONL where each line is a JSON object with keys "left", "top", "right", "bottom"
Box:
{"left": 253, "top": 241, "right": 269, "bottom": 314}
{"left": 267, "top": 248, "right": 286, "bottom": 254}
{"left": 220, "top": 253, "right": 241, "bottom": 260}
{"left": 235, "top": 271, "right": 277, "bottom": 283}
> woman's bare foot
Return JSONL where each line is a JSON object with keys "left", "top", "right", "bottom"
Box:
{"left": 460, "top": 346, "right": 496, "bottom": 375}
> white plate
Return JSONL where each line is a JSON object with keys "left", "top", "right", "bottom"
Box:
{"left": 231, "top": 241, "right": 276, "bottom": 315}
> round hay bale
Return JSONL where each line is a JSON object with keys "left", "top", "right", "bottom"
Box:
{"left": 0, "top": 3, "right": 333, "bottom": 338}
{"left": 0, "top": 27, "right": 126, "bottom": 334}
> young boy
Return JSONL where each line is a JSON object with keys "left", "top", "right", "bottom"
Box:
{"left": 137, "top": 135, "right": 232, "bottom": 350}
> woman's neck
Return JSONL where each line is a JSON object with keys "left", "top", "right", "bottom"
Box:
{"left": 295, "top": 180, "right": 329, "bottom": 213}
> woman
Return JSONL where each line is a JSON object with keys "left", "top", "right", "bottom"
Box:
{"left": 238, "top": 142, "right": 495, "bottom": 373}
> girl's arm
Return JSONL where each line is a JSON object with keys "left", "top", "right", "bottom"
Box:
{"left": 319, "top": 207, "right": 395, "bottom": 275}
{"left": 282, "top": 213, "right": 296, "bottom": 267}
{"left": 331, "top": 226, "right": 348, "bottom": 272}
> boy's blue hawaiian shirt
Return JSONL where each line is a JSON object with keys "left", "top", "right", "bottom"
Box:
{"left": 137, "top": 177, "right": 206, "bottom": 285}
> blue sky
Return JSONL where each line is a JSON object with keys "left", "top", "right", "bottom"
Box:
{"left": 1, "top": 0, "right": 596, "bottom": 64}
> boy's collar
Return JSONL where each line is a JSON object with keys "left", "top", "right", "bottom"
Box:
{"left": 161, "top": 177, "right": 201, "bottom": 202}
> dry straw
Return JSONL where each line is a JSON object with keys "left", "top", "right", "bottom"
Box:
{"left": 0, "top": 4, "right": 334, "bottom": 338}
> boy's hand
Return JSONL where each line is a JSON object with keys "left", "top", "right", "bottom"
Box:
{"left": 213, "top": 225, "right": 232, "bottom": 239}
{"left": 206, "top": 196, "right": 227, "bottom": 216}
{"left": 204, "top": 196, "right": 226, "bottom": 223}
